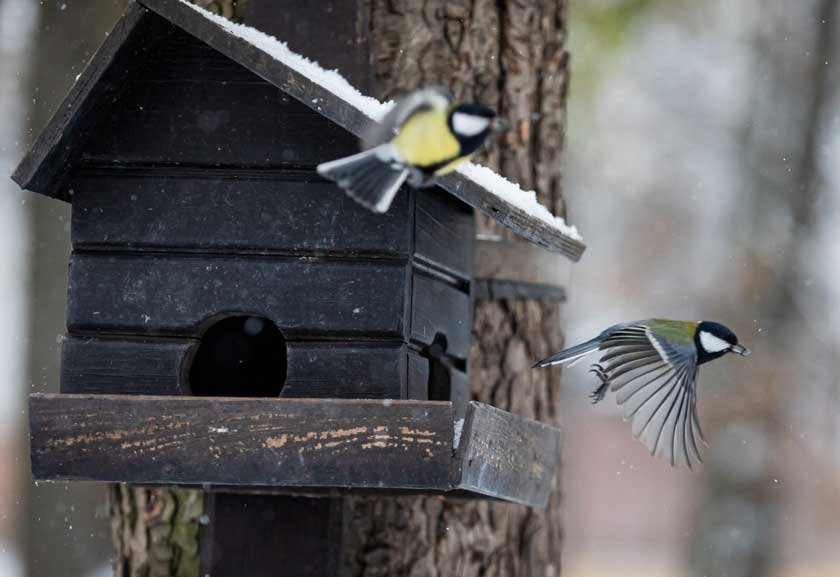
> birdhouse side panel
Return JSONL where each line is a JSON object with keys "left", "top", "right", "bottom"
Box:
{"left": 65, "top": 253, "right": 409, "bottom": 339}
{"left": 69, "top": 173, "right": 412, "bottom": 256}
{"left": 60, "top": 335, "right": 421, "bottom": 400}
{"left": 414, "top": 188, "right": 475, "bottom": 281}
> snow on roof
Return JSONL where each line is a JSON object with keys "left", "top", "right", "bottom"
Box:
{"left": 181, "top": 0, "right": 583, "bottom": 245}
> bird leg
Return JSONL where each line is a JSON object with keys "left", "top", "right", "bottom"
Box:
{"left": 588, "top": 364, "right": 610, "bottom": 404}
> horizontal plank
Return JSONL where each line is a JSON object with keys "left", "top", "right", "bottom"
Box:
{"left": 414, "top": 189, "right": 474, "bottom": 280}
{"left": 30, "top": 394, "right": 454, "bottom": 489}
{"left": 70, "top": 172, "right": 411, "bottom": 255}
{"left": 456, "top": 402, "right": 562, "bottom": 508}
{"left": 60, "top": 336, "right": 415, "bottom": 399}
{"left": 283, "top": 342, "right": 408, "bottom": 399}
{"left": 61, "top": 336, "right": 192, "bottom": 395}
{"left": 410, "top": 273, "right": 471, "bottom": 360}
{"left": 67, "top": 253, "right": 408, "bottom": 338}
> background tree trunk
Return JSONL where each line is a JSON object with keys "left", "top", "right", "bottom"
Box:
{"left": 339, "top": 3, "right": 569, "bottom": 576}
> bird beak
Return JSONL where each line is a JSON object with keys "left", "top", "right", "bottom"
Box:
{"left": 731, "top": 344, "right": 751, "bottom": 357}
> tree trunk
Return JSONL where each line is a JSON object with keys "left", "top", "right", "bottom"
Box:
{"left": 339, "top": 3, "right": 569, "bottom": 576}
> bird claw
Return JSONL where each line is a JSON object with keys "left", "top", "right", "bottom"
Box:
{"left": 588, "top": 364, "right": 609, "bottom": 404}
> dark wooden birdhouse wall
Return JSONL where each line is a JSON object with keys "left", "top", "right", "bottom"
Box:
{"left": 58, "top": 14, "right": 474, "bottom": 410}
{"left": 21, "top": 0, "right": 574, "bottom": 511}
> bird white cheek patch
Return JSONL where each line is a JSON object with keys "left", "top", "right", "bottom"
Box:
{"left": 452, "top": 113, "right": 490, "bottom": 136}
{"left": 699, "top": 331, "right": 731, "bottom": 353}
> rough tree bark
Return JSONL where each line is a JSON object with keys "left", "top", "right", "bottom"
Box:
{"left": 339, "top": 3, "right": 569, "bottom": 576}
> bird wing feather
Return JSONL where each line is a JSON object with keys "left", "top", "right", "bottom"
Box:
{"left": 559, "top": 320, "right": 705, "bottom": 468}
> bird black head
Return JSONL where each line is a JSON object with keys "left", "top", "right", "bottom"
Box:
{"left": 695, "top": 321, "right": 750, "bottom": 365}
{"left": 448, "top": 103, "right": 497, "bottom": 155}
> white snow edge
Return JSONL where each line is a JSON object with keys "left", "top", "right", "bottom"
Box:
{"left": 179, "top": 0, "right": 583, "bottom": 243}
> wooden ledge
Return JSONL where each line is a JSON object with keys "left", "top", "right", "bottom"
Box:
{"left": 474, "top": 237, "right": 570, "bottom": 302}
{"left": 29, "top": 393, "right": 562, "bottom": 508}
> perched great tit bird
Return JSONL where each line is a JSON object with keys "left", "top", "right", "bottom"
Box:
{"left": 317, "top": 88, "right": 497, "bottom": 213}
{"left": 534, "top": 319, "right": 750, "bottom": 468}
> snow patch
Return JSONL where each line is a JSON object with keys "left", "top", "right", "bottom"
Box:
{"left": 180, "top": 0, "right": 391, "bottom": 120}
{"left": 456, "top": 162, "right": 583, "bottom": 241}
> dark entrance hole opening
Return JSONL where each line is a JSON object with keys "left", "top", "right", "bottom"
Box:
{"left": 189, "top": 315, "right": 287, "bottom": 397}
{"left": 426, "top": 333, "right": 452, "bottom": 402}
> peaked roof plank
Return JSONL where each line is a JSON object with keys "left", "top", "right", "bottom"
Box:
{"left": 12, "top": 0, "right": 585, "bottom": 260}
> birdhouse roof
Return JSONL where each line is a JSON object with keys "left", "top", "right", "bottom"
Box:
{"left": 12, "top": 0, "right": 585, "bottom": 259}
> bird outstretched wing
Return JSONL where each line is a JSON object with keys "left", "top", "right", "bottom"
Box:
{"left": 537, "top": 321, "right": 706, "bottom": 468}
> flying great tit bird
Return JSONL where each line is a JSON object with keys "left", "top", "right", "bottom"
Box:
{"left": 534, "top": 319, "right": 750, "bottom": 468}
{"left": 317, "top": 88, "right": 497, "bottom": 213}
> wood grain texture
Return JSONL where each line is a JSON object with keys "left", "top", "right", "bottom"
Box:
{"left": 457, "top": 402, "right": 561, "bottom": 508}
{"left": 283, "top": 342, "right": 408, "bottom": 399}
{"left": 30, "top": 394, "right": 454, "bottom": 489}
{"left": 66, "top": 253, "right": 408, "bottom": 338}
{"left": 60, "top": 336, "right": 414, "bottom": 399}
{"left": 61, "top": 336, "right": 193, "bottom": 395}
{"left": 70, "top": 171, "right": 411, "bottom": 256}
{"left": 410, "top": 272, "right": 471, "bottom": 361}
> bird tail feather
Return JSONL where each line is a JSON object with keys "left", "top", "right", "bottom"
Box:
{"left": 317, "top": 145, "right": 409, "bottom": 213}
{"left": 533, "top": 337, "right": 602, "bottom": 368}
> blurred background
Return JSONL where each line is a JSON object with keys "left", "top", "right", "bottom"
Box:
{"left": 0, "top": 0, "right": 838, "bottom": 576}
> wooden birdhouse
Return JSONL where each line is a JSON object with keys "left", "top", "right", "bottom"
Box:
{"left": 16, "top": 0, "right": 584, "bottom": 515}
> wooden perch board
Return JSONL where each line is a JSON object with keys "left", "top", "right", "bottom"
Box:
{"left": 30, "top": 394, "right": 562, "bottom": 508}
{"left": 456, "top": 402, "right": 562, "bottom": 508}
{"left": 30, "top": 394, "right": 453, "bottom": 489}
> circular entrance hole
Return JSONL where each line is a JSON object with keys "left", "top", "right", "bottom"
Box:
{"left": 189, "top": 315, "right": 287, "bottom": 397}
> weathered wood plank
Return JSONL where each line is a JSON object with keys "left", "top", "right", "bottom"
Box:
{"left": 70, "top": 172, "right": 410, "bottom": 256}
{"left": 61, "top": 336, "right": 192, "bottom": 395}
{"left": 81, "top": 56, "right": 355, "bottom": 166}
{"left": 60, "top": 336, "right": 410, "bottom": 398}
{"left": 67, "top": 253, "right": 408, "bottom": 338}
{"left": 410, "top": 273, "right": 471, "bottom": 360}
{"left": 406, "top": 353, "right": 430, "bottom": 401}
{"left": 456, "top": 402, "right": 562, "bottom": 509}
{"left": 30, "top": 394, "right": 454, "bottom": 488}
{"left": 283, "top": 342, "right": 406, "bottom": 399}
{"left": 414, "top": 189, "right": 474, "bottom": 280}
{"left": 200, "top": 494, "right": 342, "bottom": 577}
